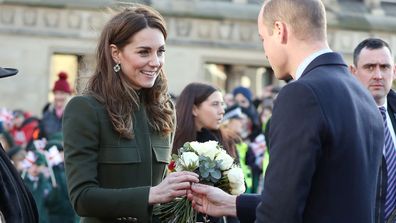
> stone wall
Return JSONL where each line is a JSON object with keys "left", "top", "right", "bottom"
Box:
{"left": 0, "top": 0, "right": 396, "bottom": 115}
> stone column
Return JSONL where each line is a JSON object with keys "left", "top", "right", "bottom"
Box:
{"left": 365, "top": 0, "right": 384, "bottom": 15}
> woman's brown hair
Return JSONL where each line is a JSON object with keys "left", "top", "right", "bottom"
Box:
{"left": 173, "top": 83, "right": 236, "bottom": 158}
{"left": 85, "top": 5, "right": 174, "bottom": 139}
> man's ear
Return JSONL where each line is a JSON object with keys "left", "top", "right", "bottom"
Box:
{"left": 349, "top": 64, "right": 357, "bottom": 75}
{"left": 274, "top": 21, "right": 288, "bottom": 44}
{"left": 392, "top": 64, "right": 396, "bottom": 81}
{"left": 110, "top": 44, "right": 120, "bottom": 63}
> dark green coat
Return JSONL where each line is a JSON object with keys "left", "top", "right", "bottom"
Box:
{"left": 63, "top": 96, "right": 172, "bottom": 223}
{"left": 23, "top": 173, "right": 52, "bottom": 223}
{"left": 45, "top": 164, "right": 77, "bottom": 223}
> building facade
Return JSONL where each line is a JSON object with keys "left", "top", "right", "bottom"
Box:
{"left": 0, "top": 0, "right": 396, "bottom": 115}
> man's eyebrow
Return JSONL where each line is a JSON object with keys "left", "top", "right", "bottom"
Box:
{"left": 362, "top": 63, "right": 391, "bottom": 67}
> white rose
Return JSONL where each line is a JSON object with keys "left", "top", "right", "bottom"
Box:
{"left": 190, "top": 141, "right": 219, "bottom": 160}
{"left": 231, "top": 184, "right": 246, "bottom": 195}
{"left": 189, "top": 141, "right": 204, "bottom": 153}
{"left": 202, "top": 141, "right": 219, "bottom": 151}
{"left": 180, "top": 152, "right": 199, "bottom": 169}
{"left": 201, "top": 141, "right": 220, "bottom": 160}
{"left": 215, "top": 150, "right": 234, "bottom": 170}
{"left": 227, "top": 167, "right": 245, "bottom": 186}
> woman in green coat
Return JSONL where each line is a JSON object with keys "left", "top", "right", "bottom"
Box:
{"left": 63, "top": 5, "right": 198, "bottom": 223}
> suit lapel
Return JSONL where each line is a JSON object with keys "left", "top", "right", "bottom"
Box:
{"left": 301, "top": 52, "right": 347, "bottom": 78}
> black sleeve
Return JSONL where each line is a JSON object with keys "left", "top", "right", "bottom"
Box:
{"left": 236, "top": 194, "right": 261, "bottom": 223}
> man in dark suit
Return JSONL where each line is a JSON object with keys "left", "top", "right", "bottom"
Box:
{"left": 350, "top": 38, "right": 396, "bottom": 223}
{"left": 189, "top": 0, "right": 384, "bottom": 222}
{"left": 0, "top": 67, "right": 38, "bottom": 222}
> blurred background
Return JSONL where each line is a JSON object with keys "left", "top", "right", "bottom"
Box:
{"left": 0, "top": 0, "right": 396, "bottom": 115}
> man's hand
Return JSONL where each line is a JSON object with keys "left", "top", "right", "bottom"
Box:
{"left": 188, "top": 183, "right": 237, "bottom": 217}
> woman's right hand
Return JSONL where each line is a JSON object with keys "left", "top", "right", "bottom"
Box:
{"left": 148, "top": 171, "right": 199, "bottom": 204}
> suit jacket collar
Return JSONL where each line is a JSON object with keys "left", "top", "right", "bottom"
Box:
{"left": 301, "top": 52, "right": 347, "bottom": 78}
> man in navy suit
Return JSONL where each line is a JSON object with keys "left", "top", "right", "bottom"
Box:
{"left": 189, "top": 0, "right": 384, "bottom": 222}
{"left": 350, "top": 38, "right": 396, "bottom": 223}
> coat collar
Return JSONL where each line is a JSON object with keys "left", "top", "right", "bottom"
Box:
{"left": 301, "top": 52, "right": 347, "bottom": 78}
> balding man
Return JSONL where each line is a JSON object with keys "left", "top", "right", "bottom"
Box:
{"left": 190, "top": 1, "right": 383, "bottom": 222}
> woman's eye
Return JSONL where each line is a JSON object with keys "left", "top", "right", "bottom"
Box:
{"left": 139, "top": 51, "right": 149, "bottom": 56}
{"left": 157, "top": 49, "right": 165, "bottom": 56}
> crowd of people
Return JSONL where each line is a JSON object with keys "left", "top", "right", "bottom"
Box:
{"left": 0, "top": 72, "right": 79, "bottom": 223}
{"left": 0, "top": 0, "right": 396, "bottom": 223}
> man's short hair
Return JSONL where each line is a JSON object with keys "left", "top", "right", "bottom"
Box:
{"left": 353, "top": 38, "right": 393, "bottom": 66}
{"left": 261, "top": 0, "right": 326, "bottom": 41}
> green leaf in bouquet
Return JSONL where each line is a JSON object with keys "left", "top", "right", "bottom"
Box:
{"left": 171, "top": 154, "right": 179, "bottom": 161}
{"left": 200, "top": 168, "right": 209, "bottom": 178}
{"left": 198, "top": 155, "right": 224, "bottom": 184}
{"left": 181, "top": 142, "right": 195, "bottom": 153}
{"left": 210, "top": 169, "right": 221, "bottom": 180}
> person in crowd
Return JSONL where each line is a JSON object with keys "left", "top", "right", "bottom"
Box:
{"left": 350, "top": 37, "right": 396, "bottom": 222}
{"left": 22, "top": 151, "right": 52, "bottom": 223}
{"left": 7, "top": 145, "right": 26, "bottom": 172}
{"left": 9, "top": 109, "right": 40, "bottom": 148}
{"left": 223, "top": 92, "right": 235, "bottom": 108}
{"left": 0, "top": 67, "right": 38, "bottom": 223}
{"left": 41, "top": 71, "right": 72, "bottom": 140}
{"left": 173, "top": 82, "right": 234, "bottom": 157}
{"left": 189, "top": 0, "right": 383, "bottom": 222}
{"left": 223, "top": 104, "right": 265, "bottom": 194}
{"left": 62, "top": 5, "right": 198, "bottom": 223}
{"left": 231, "top": 87, "right": 265, "bottom": 193}
{"left": 43, "top": 140, "right": 78, "bottom": 223}
{"left": 221, "top": 106, "right": 253, "bottom": 193}
{"left": 172, "top": 82, "right": 239, "bottom": 223}
{"left": 232, "top": 86, "right": 261, "bottom": 140}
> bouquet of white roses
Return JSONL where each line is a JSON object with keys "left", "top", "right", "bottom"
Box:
{"left": 153, "top": 140, "right": 245, "bottom": 223}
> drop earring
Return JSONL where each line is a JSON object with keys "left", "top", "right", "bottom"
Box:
{"left": 113, "top": 63, "right": 121, "bottom": 73}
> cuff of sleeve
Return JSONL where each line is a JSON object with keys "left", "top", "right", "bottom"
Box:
{"left": 236, "top": 194, "right": 261, "bottom": 223}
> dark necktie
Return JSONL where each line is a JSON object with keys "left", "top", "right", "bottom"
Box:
{"left": 379, "top": 106, "right": 396, "bottom": 219}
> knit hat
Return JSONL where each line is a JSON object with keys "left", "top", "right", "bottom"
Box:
{"left": 232, "top": 86, "right": 252, "bottom": 102}
{"left": 53, "top": 71, "right": 71, "bottom": 93}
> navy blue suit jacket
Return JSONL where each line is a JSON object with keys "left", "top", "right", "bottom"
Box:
{"left": 236, "top": 52, "right": 384, "bottom": 223}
